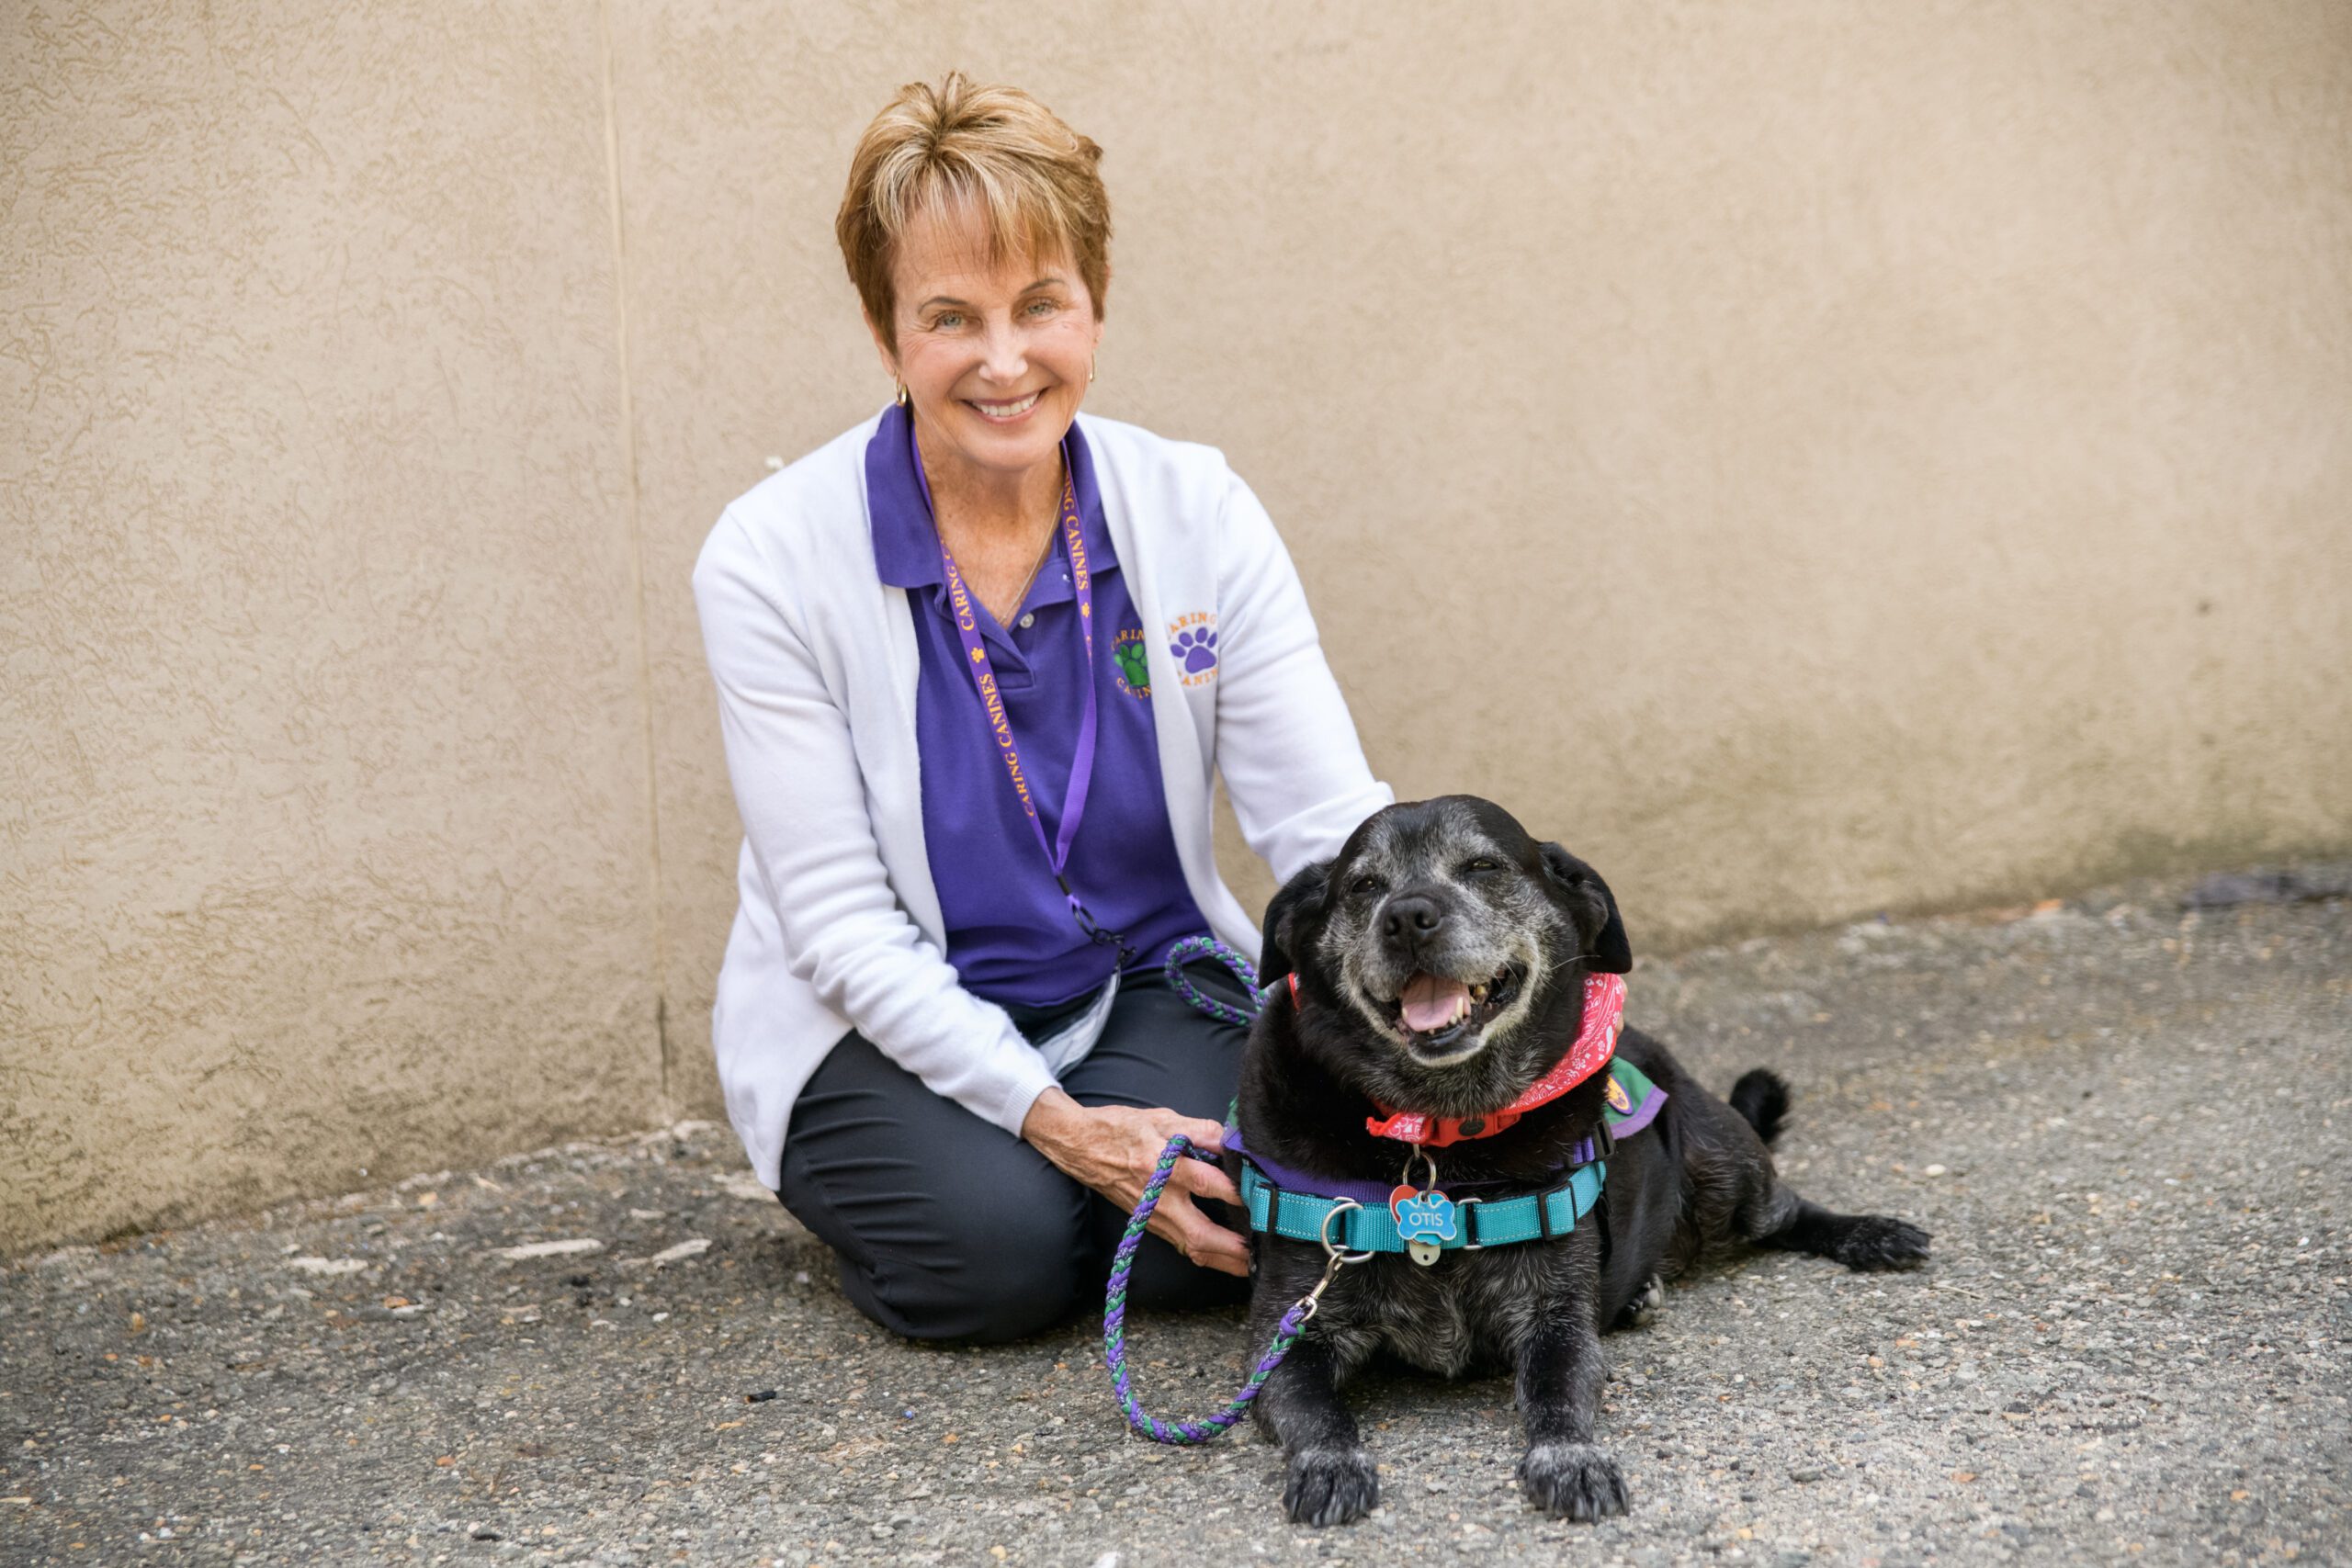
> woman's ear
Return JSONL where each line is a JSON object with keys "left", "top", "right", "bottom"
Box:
{"left": 1257, "top": 859, "right": 1331, "bottom": 987}
{"left": 1539, "top": 843, "right": 1633, "bottom": 975}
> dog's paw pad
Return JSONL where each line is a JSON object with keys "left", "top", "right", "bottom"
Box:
{"left": 1519, "top": 1441, "right": 1629, "bottom": 1522}
{"left": 1283, "top": 1445, "right": 1378, "bottom": 1527}
{"left": 1837, "top": 1215, "right": 1931, "bottom": 1271}
{"left": 1612, "top": 1273, "right": 1666, "bottom": 1329}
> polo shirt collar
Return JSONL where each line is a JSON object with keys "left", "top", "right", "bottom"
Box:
{"left": 865, "top": 401, "right": 1116, "bottom": 591}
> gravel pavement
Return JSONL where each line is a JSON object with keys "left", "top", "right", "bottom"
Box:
{"left": 6, "top": 863, "right": 2346, "bottom": 1566}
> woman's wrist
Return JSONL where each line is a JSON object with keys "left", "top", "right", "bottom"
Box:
{"left": 1020, "top": 1085, "right": 1085, "bottom": 1155}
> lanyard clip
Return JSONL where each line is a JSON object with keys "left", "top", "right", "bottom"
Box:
{"left": 1061, "top": 880, "right": 1137, "bottom": 970}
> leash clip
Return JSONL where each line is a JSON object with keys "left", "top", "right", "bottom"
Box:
{"left": 1296, "top": 1255, "right": 1346, "bottom": 1323}
{"left": 1297, "top": 1201, "right": 1374, "bottom": 1322}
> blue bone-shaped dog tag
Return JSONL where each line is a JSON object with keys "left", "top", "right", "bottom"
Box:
{"left": 1392, "top": 1190, "right": 1458, "bottom": 1245}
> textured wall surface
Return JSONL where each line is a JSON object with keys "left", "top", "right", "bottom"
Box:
{"left": 6, "top": 2, "right": 2349, "bottom": 1248}
{"left": 1, "top": 3, "right": 664, "bottom": 1251}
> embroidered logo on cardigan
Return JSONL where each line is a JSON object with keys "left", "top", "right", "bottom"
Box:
{"left": 1168, "top": 613, "right": 1219, "bottom": 687}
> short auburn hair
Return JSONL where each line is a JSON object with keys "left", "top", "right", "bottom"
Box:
{"left": 837, "top": 73, "right": 1112, "bottom": 354}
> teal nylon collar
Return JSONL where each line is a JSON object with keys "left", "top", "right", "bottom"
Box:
{"left": 1239, "top": 1158, "right": 1605, "bottom": 1255}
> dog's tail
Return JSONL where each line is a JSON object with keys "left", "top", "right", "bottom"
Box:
{"left": 1729, "top": 1068, "right": 1792, "bottom": 1147}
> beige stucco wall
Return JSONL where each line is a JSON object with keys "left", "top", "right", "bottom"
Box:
{"left": 6, "top": 1, "right": 2348, "bottom": 1251}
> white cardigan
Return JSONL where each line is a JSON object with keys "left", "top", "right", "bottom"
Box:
{"left": 692, "top": 410, "right": 1392, "bottom": 1190}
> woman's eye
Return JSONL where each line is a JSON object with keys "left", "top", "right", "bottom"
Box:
{"left": 1024, "top": 299, "right": 1056, "bottom": 317}
{"left": 932, "top": 312, "right": 963, "bottom": 330}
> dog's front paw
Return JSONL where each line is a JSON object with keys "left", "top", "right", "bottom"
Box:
{"left": 1836, "top": 1214, "right": 1931, "bottom": 1270}
{"left": 1283, "top": 1445, "right": 1379, "bottom": 1527}
{"left": 1520, "top": 1440, "right": 1629, "bottom": 1522}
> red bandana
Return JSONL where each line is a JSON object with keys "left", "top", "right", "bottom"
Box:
{"left": 1361, "top": 973, "right": 1627, "bottom": 1148}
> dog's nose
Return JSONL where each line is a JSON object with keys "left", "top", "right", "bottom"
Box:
{"left": 1382, "top": 894, "right": 1445, "bottom": 953}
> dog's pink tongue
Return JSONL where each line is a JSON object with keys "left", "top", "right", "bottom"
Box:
{"left": 1400, "top": 973, "right": 1471, "bottom": 1032}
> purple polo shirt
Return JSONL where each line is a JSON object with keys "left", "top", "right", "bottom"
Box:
{"left": 865, "top": 403, "right": 1207, "bottom": 1008}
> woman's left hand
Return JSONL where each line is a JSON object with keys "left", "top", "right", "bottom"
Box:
{"left": 1020, "top": 1088, "right": 1250, "bottom": 1276}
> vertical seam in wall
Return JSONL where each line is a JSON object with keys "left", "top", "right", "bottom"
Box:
{"left": 596, "top": 0, "right": 673, "bottom": 1114}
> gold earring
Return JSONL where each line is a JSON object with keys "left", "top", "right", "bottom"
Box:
{"left": 894, "top": 379, "right": 910, "bottom": 408}
{"left": 1088, "top": 358, "right": 1097, "bottom": 385}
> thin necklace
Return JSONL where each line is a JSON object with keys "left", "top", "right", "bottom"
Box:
{"left": 939, "top": 454, "right": 1065, "bottom": 626}
{"left": 999, "top": 525, "right": 1057, "bottom": 625}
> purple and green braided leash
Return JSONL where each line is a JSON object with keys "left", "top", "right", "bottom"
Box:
{"left": 1099, "top": 937, "right": 1325, "bottom": 1444}
{"left": 1102, "top": 1133, "right": 1318, "bottom": 1443}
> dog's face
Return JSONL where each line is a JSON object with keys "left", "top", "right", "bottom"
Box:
{"left": 1261, "top": 796, "right": 1631, "bottom": 1108}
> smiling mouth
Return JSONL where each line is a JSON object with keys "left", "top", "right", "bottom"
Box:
{"left": 966, "top": 389, "right": 1042, "bottom": 421}
{"left": 1380, "top": 963, "right": 1526, "bottom": 1057}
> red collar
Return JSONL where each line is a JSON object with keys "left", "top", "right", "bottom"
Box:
{"left": 1359, "top": 973, "right": 1627, "bottom": 1148}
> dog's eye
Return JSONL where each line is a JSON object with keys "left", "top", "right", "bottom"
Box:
{"left": 1464, "top": 857, "right": 1499, "bottom": 874}
{"left": 1351, "top": 874, "right": 1385, "bottom": 897}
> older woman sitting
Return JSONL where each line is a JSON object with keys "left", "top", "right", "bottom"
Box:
{"left": 693, "top": 73, "right": 1389, "bottom": 1343}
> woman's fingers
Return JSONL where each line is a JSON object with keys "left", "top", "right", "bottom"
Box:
{"left": 1153, "top": 1192, "right": 1250, "bottom": 1277}
{"left": 1080, "top": 1107, "right": 1248, "bottom": 1274}
{"left": 1193, "top": 1231, "right": 1250, "bottom": 1276}
{"left": 1174, "top": 1114, "right": 1227, "bottom": 1154}
{"left": 1173, "top": 1154, "right": 1242, "bottom": 1209}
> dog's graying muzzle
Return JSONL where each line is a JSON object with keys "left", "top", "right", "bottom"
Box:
{"left": 1380, "top": 891, "right": 1446, "bottom": 960}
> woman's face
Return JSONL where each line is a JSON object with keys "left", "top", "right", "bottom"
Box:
{"left": 873, "top": 202, "right": 1102, "bottom": 491}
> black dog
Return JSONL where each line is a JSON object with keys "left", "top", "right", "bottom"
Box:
{"left": 1230, "top": 796, "right": 1929, "bottom": 1526}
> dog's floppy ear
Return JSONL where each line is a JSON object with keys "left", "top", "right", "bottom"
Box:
{"left": 1539, "top": 843, "right": 1633, "bottom": 975}
{"left": 1258, "top": 858, "right": 1332, "bottom": 987}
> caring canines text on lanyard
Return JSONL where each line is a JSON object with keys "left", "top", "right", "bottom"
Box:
{"left": 929, "top": 445, "right": 1136, "bottom": 969}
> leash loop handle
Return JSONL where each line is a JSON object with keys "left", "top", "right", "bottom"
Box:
{"left": 1102, "top": 1132, "right": 1362, "bottom": 1445}
{"left": 1161, "top": 936, "right": 1263, "bottom": 1027}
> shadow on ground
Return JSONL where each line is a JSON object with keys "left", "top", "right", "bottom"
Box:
{"left": 6, "top": 864, "right": 2346, "bottom": 1566}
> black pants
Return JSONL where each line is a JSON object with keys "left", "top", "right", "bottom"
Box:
{"left": 777, "top": 969, "right": 1252, "bottom": 1343}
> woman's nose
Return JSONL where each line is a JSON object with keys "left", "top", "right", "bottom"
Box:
{"left": 978, "top": 320, "right": 1029, "bottom": 383}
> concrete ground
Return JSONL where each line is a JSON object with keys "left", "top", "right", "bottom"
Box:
{"left": 6, "top": 863, "right": 2346, "bottom": 1567}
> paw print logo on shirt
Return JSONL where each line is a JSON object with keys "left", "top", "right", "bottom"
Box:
{"left": 1165, "top": 613, "right": 1219, "bottom": 688}
{"left": 1111, "top": 627, "right": 1152, "bottom": 698}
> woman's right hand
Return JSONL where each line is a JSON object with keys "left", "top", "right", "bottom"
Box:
{"left": 1020, "top": 1088, "right": 1250, "bottom": 1277}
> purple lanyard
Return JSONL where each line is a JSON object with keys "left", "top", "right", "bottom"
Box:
{"left": 924, "top": 447, "right": 1135, "bottom": 969}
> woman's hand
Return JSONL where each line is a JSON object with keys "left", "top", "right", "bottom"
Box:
{"left": 1020, "top": 1088, "right": 1250, "bottom": 1277}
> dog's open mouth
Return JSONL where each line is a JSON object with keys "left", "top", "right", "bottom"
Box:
{"left": 1386, "top": 963, "right": 1525, "bottom": 1056}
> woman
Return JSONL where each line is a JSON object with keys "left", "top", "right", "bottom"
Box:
{"left": 693, "top": 73, "right": 1389, "bottom": 1342}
